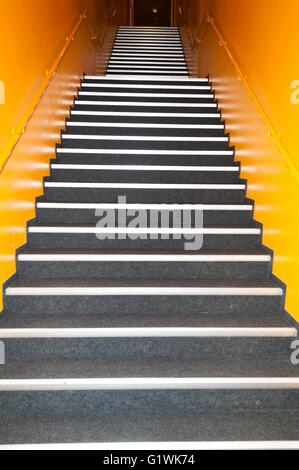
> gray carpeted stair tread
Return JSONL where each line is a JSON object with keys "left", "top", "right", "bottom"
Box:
{"left": 0, "top": 400, "right": 298, "bottom": 444}
{"left": 0, "top": 356, "right": 298, "bottom": 379}
{"left": 0, "top": 310, "right": 295, "bottom": 329}
{"left": 7, "top": 277, "right": 283, "bottom": 289}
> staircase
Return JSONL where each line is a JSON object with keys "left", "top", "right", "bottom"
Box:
{"left": 0, "top": 26, "right": 298, "bottom": 449}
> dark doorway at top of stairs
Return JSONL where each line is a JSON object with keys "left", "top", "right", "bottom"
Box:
{"left": 134, "top": 0, "right": 172, "bottom": 27}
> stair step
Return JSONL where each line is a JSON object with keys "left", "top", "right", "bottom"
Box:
{"left": 84, "top": 75, "right": 209, "bottom": 82}
{"left": 55, "top": 151, "right": 234, "bottom": 166}
{"left": 43, "top": 183, "right": 246, "bottom": 203}
{"left": 17, "top": 249, "right": 272, "bottom": 280}
{"left": 48, "top": 168, "right": 240, "bottom": 184}
{"left": 36, "top": 201, "right": 253, "bottom": 225}
{"left": 69, "top": 111, "right": 222, "bottom": 125}
{"left": 74, "top": 99, "right": 217, "bottom": 109}
{"left": 0, "top": 395, "right": 298, "bottom": 446}
{"left": 65, "top": 123, "right": 225, "bottom": 136}
{"left": 0, "top": 311, "right": 295, "bottom": 329}
{"left": 78, "top": 93, "right": 210, "bottom": 100}
{"left": 4, "top": 278, "right": 284, "bottom": 315}
{"left": 81, "top": 82, "right": 212, "bottom": 90}
{"left": 106, "top": 72, "right": 189, "bottom": 76}
{"left": 27, "top": 223, "right": 262, "bottom": 250}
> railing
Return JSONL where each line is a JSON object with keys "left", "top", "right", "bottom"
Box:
{"left": 176, "top": 2, "right": 299, "bottom": 188}
{"left": 0, "top": 10, "right": 88, "bottom": 175}
{"left": 206, "top": 14, "right": 299, "bottom": 188}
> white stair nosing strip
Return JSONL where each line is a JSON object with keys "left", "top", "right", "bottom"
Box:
{"left": 66, "top": 122, "right": 223, "bottom": 129}
{"left": 113, "top": 45, "right": 182, "bottom": 47}
{"left": 106, "top": 73, "right": 190, "bottom": 76}
{"left": 116, "top": 34, "right": 181, "bottom": 36}
{"left": 18, "top": 254, "right": 268, "bottom": 263}
{"left": 109, "top": 61, "right": 186, "bottom": 65}
{"left": 116, "top": 31, "right": 180, "bottom": 34}
{"left": 111, "top": 53, "right": 185, "bottom": 56}
{"left": 109, "top": 63, "right": 187, "bottom": 67}
{"left": 71, "top": 111, "right": 221, "bottom": 118}
{"left": 56, "top": 149, "right": 232, "bottom": 155}
{"left": 84, "top": 75, "right": 209, "bottom": 81}
{"left": 2, "top": 442, "right": 299, "bottom": 451}
{"left": 78, "top": 92, "right": 213, "bottom": 98}
{"left": 112, "top": 48, "right": 183, "bottom": 52}
{"left": 61, "top": 135, "right": 227, "bottom": 142}
{"left": 117, "top": 31, "right": 179, "bottom": 33}
{"left": 37, "top": 202, "right": 252, "bottom": 211}
{"left": 112, "top": 49, "right": 183, "bottom": 52}
{"left": 51, "top": 164, "right": 235, "bottom": 171}
{"left": 117, "top": 38, "right": 179, "bottom": 40}
{"left": 115, "top": 35, "right": 181, "bottom": 37}
{"left": 106, "top": 72, "right": 189, "bottom": 75}
{"left": 1, "top": 326, "right": 293, "bottom": 338}
{"left": 108, "top": 67, "right": 188, "bottom": 71}
{"left": 111, "top": 54, "right": 185, "bottom": 58}
{"left": 0, "top": 377, "right": 294, "bottom": 391}
{"left": 108, "top": 62, "right": 186, "bottom": 66}
{"left": 4, "top": 287, "right": 284, "bottom": 297}
{"left": 44, "top": 182, "right": 244, "bottom": 190}
{"left": 114, "top": 40, "right": 182, "bottom": 44}
{"left": 28, "top": 227, "right": 260, "bottom": 235}
{"left": 81, "top": 82, "right": 204, "bottom": 89}
{"left": 116, "top": 33, "right": 180, "bottom": 36}
{"left": 117, "top": 38, "right": 181, "bottom": 39}
{"left": 118, "top": 26, "right": 178, "bottom": 28}
{"left": 74, "top": 100, "right": 217, "bottom": 108}
{"left": 81, "top": 84, "right": 210, "bottom": 90}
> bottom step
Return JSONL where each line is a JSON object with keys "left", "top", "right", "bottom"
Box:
{"left": 0, "top": 389, "right": 298, "bottom": 445}
{"left": 1, "top": 441, "right": 299, "bottom": 450}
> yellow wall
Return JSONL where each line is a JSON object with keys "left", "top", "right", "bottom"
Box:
{"left": 176, "top": 0, "right": 299, "bottom": 319}
{"left": 0, "top": 0, "right": 129, "bottom": 311}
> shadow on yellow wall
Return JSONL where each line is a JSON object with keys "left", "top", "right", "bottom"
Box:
{"left": 176, "top": 0, "right": 299, "bottom": 319}
{"left": 0, "top": 0, "right": 129, "bottom": 311}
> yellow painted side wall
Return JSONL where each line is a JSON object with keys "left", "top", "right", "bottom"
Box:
{"left": 176, "top": 0, "right": 299, "bottom": 319}
{"left": 0, "top": 0, "right": 129, "bottom": 311}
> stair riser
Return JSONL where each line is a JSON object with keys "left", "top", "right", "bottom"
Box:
{"left": 80, "top": 87, "right": 212, "bottom": 97}
{"left": 2, "top": 337, "right": 292, "bottom": 361}
{"left": 36, "top": 208, "right": 253, "bottom": 225}
{"left": 69, "top": 115, "right": 222, "bottom": 125}
{"left": 43, "top": 187, "right": 246, "bottom": 203}
{"left": 59, "top": 140, "right": 229, "bottom": 151}
{"left": 82, "top": 79, "right": 209, "bottom": 87}
{"left": 17, "top": 260, "right": 271, "bottom": 280}
{"left": 64, "top": 126, "right": 225, "bottom": 137}
{"left": 73, "top": 104, "right": 218, "bottom": 114}
{"left": 27, "top": 233, "right": 262, "bottom": 251}
{"left": 5, "top": 294, "right": 284, "bottom": 316}
{"left": 0, "top": 391, "right": 298, "bottom": 445}
{"left": 106, "top": 71, "right": 189, "bottom": 76}
{"left": 55, "top": 154, "right": 235, "bottom": 166}
{"left": 0, "top": 390, "right": 298, "bottom": 418}
{"left": 49, "top": 169, "right": 240, "bottom": 183}
{"left": 75, "top": 96, "right": 214, "bottom": 104}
